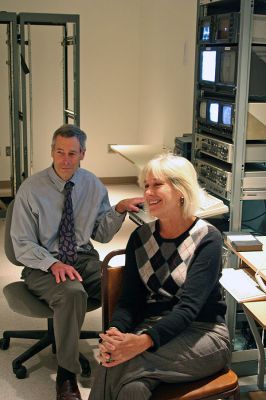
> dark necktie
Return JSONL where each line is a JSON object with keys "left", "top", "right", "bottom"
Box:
{"left": 58, "top": 181, "right": 78, "bottom": 265}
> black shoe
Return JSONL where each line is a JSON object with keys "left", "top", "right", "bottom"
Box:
{"left": 56, "top": 378, "right": 82, "bottom": 400}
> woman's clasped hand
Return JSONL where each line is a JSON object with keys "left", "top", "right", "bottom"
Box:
{"left": 98, "top": 327, "right": 154, "bottom": 367}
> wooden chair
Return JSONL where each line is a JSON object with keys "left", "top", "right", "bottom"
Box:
{"left": 101, "top": 249, "right": 240, "bottom": 400}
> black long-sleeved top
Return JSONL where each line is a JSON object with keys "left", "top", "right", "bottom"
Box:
{"left": 110, "top": 218, "right": 226, "bottom": 350}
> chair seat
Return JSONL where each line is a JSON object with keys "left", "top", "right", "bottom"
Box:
{"left": 151, "top": 368, "right": 239, "bottom": 400}
{"left": 3, "top": 281, "right": 53, "bottom": 318}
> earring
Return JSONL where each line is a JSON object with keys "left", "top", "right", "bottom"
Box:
{"left": 180, "top": 196, "right": 184, "bottom": 206}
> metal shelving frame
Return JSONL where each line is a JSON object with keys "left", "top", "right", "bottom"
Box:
{"left": 225, "top": 0, "right": 254, "bottom": 355}
{"left": 0, "top": 12, "right": 80, "bottom": 195}
{"left": 192, "top": 0, "right": 266, "bottom": 374}
{"left": 229, "top": 0, "right": 254, "bottom": 232}
{"left": 0, "top": 12, "right": 21, "bottom": 196}
{"left": 17, "top": 13, "right": 80, "bottom": 180}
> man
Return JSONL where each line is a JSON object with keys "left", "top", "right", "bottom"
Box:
{"left": 11, "top": 124, "right": 144, "bottom": 400}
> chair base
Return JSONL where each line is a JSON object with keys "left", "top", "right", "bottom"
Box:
{"left": 0, "top": 318, "right": 100, "bottom": 379}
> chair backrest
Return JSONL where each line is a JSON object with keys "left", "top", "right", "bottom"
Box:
{"left": 3, "top": 199, "right": 54, "bottom": 317}
{"left": 4, "top": 199, "right": 22, "bottom": 266}
{"left": 101, "top": 249, "right": 125, "bottom": 331}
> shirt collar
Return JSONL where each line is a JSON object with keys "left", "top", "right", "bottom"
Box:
{"left": 48, "top": 165, "right": 80, "bottom": 192}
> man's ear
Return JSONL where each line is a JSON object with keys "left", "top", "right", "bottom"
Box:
{"left": 80, "top": 149, "right": 86, "bottom": 160}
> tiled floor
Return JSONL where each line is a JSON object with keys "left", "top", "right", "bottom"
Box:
{"left": 0, "top": 184, "right": 265, "bottom": 399}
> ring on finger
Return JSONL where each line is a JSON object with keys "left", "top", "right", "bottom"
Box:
{"left": 106, "top": 353, "right": 113, "bottom": 363}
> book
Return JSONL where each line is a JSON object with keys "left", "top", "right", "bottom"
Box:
{"left": 220, "top": 268, "right": 266, "bottom": 303}
{"left": 223, "top": 231, "right": 263, "bottom": 252}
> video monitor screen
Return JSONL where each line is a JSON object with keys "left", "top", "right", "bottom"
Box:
{"left": 216, "top": 15, "right": 230, "bottom": 41}
{"left": 199, "top": 100, "right": 207, "bottom": 119}
{"left": 222, "top": 105, "right": 232, "bottom": 126}
{"left": 201, "top": 21, "right": 211, "bottom": 42}
{"left": 220, "top": 49, "right": 236, "bottom": 84}
{"left": 209, "top": 102, "right": 219, "bottom": 123}
{"left": 201, "top": 50, "right": 216, "bottom": 82}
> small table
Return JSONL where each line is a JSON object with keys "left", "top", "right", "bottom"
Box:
{"left": 231, "top": 237, "right": 266, "bottom": 281}
{"left": 224, "top": 237, "right": 266, "bottom": 390}
{"left": 242, "top": 301, "right": 266, "bottom": 390}
{"left": 110, "top": 144, "right": 170, "bottom": 169}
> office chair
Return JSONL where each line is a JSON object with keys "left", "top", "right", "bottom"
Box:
{"left": 0, "top": 200, "right": 101, "bottom": 379}
{"left": 101, "top": 249, "right": 240, "bottom": 400}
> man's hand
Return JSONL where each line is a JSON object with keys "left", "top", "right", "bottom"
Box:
{"left": 98, "top": 328, "right": 153, "bottom": 367}
{"left": 115, "top": 197, "right": 145, "bottom": 214}
{"left": 50, "top": 261, "right": 83, "bottom": 284}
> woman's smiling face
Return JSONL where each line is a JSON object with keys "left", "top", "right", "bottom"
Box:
{"left": 144, "top": 172, "right": 183, "bottom": 218}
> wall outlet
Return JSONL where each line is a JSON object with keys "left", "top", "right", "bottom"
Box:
{"left": 107, "top": 144, "right": 117, "bottom": 153}
{"left": 6, "top": 146, "right": 11, "bottom": 156}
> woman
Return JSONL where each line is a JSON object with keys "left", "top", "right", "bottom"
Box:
{"left": 89, "top": 154, "right": 231, "bottom": 400}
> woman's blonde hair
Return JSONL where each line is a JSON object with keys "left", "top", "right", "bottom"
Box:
{"left": 139, "top": 153, "right": 202, "bottom": 218}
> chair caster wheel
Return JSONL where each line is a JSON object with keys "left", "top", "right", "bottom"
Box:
{"left": 0, "top": 337, "right": 10, "bottom": 350}
{"left": 13, "top": 364, "right": 27, "bottom": 379}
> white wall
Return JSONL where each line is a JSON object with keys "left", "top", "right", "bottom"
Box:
{"left": 0, "top": 0, "right": 197, "bottom": 179}
{"left": 139, "top": 0, "right": 197, "bottom": 146}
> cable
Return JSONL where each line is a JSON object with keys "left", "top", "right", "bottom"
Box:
{"left": 242, "top": 211, "right": 266, "bottom": 223}
{"left": 241, "top": 223, "right": 262, "bottom": 235}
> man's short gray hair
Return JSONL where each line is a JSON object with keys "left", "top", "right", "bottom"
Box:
{"left": 51, "top": 124, "right": 87, "bottom": 152}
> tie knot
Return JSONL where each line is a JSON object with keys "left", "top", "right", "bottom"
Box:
{"left": 64, "top": 181, "right": 74, "bottom": 192}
